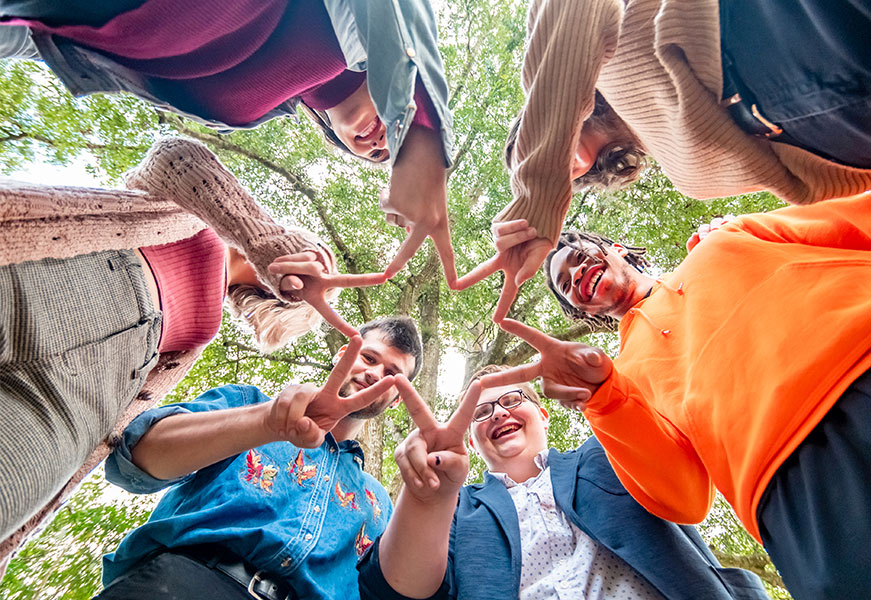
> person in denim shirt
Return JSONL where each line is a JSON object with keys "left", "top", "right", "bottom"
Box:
{"left": 97, "top": 316, "right": 422, "bottom": 600}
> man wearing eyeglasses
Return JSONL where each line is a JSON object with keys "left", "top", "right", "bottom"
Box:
{"left": 358, "top": 365, "right": 767, "bottom": 600}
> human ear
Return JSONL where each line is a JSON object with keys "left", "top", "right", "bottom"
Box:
{"left": 611, "top": 243, "right": 629, "bottom": 257}
{"left": 333, "top": 344, "right": 348, "bottom": 365}
{"left": 540, "top": 407, "right": 550, "bottom": 426}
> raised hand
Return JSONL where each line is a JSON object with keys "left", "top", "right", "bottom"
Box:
{"left": 454, "top": 219, "right": 552, "bottom": 322}
{"left": 685, "top": 215, "right": 735, "bottom": 253}
{"left": 479, "top": 318, "right": 612, "bottom": 411}
{"left": 263, "top": 335, "right": 396, "bottom": 448}
{"left": 393, "top": 375, "right": 481, "bottom": 502}
{"left": 380, "top": 126, "right": 458, "bottom": 287}
{"left": 269, "top": 251, "right": 387, "bottom": 338}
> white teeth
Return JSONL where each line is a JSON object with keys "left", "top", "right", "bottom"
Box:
{"left": 586, "top": 271, "right": 602, "bottom": 298}
{"left": 360, "top": 119, "right": 377, "bottom": 138}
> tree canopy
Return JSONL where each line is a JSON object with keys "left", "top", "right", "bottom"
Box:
{"left": 0, "top": 1, "right": 789, "bottom": 597}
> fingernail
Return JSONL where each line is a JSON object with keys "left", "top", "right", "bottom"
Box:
{"left": 434, "top": 455, "right": 441, "bottom": 466}
{"left": 414, "top": 478, "right": 423, "bottom": 487}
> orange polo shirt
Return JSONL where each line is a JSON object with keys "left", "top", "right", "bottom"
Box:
{"left": 585, "top": 193, "right": 871, "bottom": 542}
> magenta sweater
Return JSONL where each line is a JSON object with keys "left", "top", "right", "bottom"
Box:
{"left": 18, "top": 0, "right": 437, "bottom": 128}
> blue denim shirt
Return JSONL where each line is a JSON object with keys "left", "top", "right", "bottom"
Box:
{"left": 0, "top": 0, "right": 453, "bottom": 166}
{"left": 103, "top": 384, "right": 393, "bottom": 600}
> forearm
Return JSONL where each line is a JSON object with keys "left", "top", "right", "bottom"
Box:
{"left": 585, "top": 372, "right": 715, "bottom": 523}
{"left": 131, "top": 402, "right": 274, "bottom": 480}
{"left": 498, "top": 0, "right": 623, "bottom": 243}
{"left": 125, "top": 138, "right": 324, "bottom": 297}
{"left": 379, "top": 488, "right": 456, "bottom": 598}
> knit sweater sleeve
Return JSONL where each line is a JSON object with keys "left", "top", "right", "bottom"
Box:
{"left": 124, "top": 137, "right": 333, "bottom": 299}
{"left": 496, "top": 0, "right": 624, "bottom": 244}
{"left": 584, "top": 369, "right": 716, "bottom": 525}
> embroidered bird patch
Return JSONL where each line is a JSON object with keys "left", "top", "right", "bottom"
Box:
{"left": 365, "top": 489, "right": 382, "bottom": 520}
{"left": 287, "top": 449, "right": 317, "bottom": 486}
{"left": 355, "top": 523, "right": 373, "bottom": 557}
{"left": 334, "top": 482, "right": 358, "bottom": 510}
{"left": 243, "top": 449, "right": 279, "bottom": 493}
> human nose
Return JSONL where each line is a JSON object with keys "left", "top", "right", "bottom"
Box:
{"left": 490, "top": 402, "right": 511, "bottom": 420}
{"left": 364, "top": 364, "right": 385, "bottom": 384}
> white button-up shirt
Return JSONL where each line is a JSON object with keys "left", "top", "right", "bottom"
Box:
{"left": 490, "top": 451, "right": 664, "bottom": 600}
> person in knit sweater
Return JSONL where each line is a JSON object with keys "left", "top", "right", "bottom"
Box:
{"left": 457, "top": 0, "right": 871, "bottom": 322}
{"left": 481, "top": 193, "right": 871, "bottom": 599}
{"left": 0, "top": 0, "right": 459, "bottom": 288}
{"left": 0, "top": 137, "right": 374, "bottom": 573}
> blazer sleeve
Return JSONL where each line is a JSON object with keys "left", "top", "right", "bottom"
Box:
{"left": 496, "top": 0, "right": 624, "bottom": 244}
{"left": 584, "top": 370, "right": 716, "bottom": 524}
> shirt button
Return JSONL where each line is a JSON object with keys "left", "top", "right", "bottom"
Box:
{"left": 313, "top": 506, "right": 321, "bottom": 513}
{"left": 304, "top": 533, "right": 313, "bottom": 541}
{"left": 323, "top": 475, "right": 330, "bottom": 482}
{"left": 329, "top": 446, "right": 336, "bottom": 453}
{"left": 405, "top": 102, "right": 416, "bottom": 111}
{"left": 406, "top": 47, "right": 416, "bottom": 58}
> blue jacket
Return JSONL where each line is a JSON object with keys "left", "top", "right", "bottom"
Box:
{"left": 358, "top": 438, "right": 768, "bottom": 600}
{"left": 104, "top": 385, "right": 393, "bottom": 600}
{"left": 0, "top": 0, "right": 453, "bottom": 166}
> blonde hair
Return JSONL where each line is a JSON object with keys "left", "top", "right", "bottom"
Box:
{"left": 225, "top": 228, "right": 340, "bottom": 353}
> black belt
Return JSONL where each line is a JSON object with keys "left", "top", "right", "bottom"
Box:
{"left": 720, "top": 50, "right": 784, "bottom": 139}
{"left": 173, "top": 544, "right": 295, "bottom": 600}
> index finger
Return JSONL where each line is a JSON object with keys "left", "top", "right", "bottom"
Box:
{"left": 305, "top": 294, "right": 359, "bottom": 338}
{"left": 492, "top": 278, "right": 518, "bottom": 323}
{"left": 446, "top": 380, "right": 480, "bottom": 435}
{"left": 384, "top": 228, "right": 427, "bottom": 279}
{"left": 322, "top": 335, "right": 362, "bottom": 396}
{"left": 478, "top": 362, "right": 543, "bottom": 389}
{"left": 430, "top": 220, "right": 458, "bottom": 288}
{"left": 499, "top": 318, "right": 554, "bottom": 351}
{"left": 325, "top": 271, "right": 388, "bottom": 288}
{"left": 395, "top": 375, "right": 439, "bottom": 433}
{"left": 453, "top": 254, "right": 500, "bottom": 291}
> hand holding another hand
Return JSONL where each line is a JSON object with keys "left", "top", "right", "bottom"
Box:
{"left": 269, "top": 251, "right": 386, "bottom": 338}
{"left": 454, "top": 219, "right": 552, "bottom": 322}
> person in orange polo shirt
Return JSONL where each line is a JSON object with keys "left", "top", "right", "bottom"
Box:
{"left": 481, "top": 193, "right": 871, "bottom": 600}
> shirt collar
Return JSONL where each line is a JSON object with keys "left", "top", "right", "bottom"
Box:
{"left": 489, "top": 449, "right": 550, "bottom": 488}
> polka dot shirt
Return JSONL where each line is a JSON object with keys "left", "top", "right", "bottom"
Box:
{"left": 489, "top": 451, "right": 665, "bottom": 600}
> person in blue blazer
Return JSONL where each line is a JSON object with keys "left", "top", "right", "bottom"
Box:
{"left": 358, "top": 365, "right": 769, "bottom": 600}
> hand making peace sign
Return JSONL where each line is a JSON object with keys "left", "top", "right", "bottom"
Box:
{"left": 264, "top": 335, "right": 396, "bottom": 448}
{"left": 454, "top": 219, "right": 552, "bottom": 322}
{"left": 269, "top": 251, "right": 387, "bottom": 338}
{"left": 380, "top": 126, "right": 458, "bottom": 288}
{"left": 478, "top": 318, "right": 612, "bottom": 412}
{"left": 393, "top": 375, "right": 481, "bottom": 503}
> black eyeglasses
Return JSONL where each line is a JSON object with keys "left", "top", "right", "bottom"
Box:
{"left": 472, "top": 390, "right": 530, "bottom": 422}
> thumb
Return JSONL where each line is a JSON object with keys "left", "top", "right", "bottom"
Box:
{"left": 428, "top": 451, "right": 469, "bottom": 482}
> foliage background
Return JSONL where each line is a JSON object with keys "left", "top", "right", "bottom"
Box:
{"left": 1, "top": 1, "right": 789, "bottom": 596}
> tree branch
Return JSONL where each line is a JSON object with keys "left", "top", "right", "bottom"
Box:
{"left": 222, "top": 341, "right": 333, "bottom": 371}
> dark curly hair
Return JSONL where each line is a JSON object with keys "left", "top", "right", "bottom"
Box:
{"left": 504, "top": 91, "right": 647, "bottom": 191}
{"left": 543, "top": 230, "right": 649, "bottom": 331}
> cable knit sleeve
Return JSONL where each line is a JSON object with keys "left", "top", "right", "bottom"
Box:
{"left": 497, "top": 0, "right": 623, "bottom": 244}
{"left": 584, "top": 369, "right": 716, "bottom": 525}
{"left": 124, "top": 137, "right": 335, "bottom": 299}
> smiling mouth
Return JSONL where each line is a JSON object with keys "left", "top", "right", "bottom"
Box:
{"left": 357, "top": 117, "right": 381, "bottom": 143}
{"left": 491, "top": 423, "right": 521, "bottom": 440}
{"left": 577, "top": 264, "right": 604, "bottom": 303}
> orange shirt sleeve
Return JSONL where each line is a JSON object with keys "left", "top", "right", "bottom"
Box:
{"left": 584, "top": 369, "right": 716, "bottom": 524}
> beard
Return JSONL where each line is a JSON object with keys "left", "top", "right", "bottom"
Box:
{"left": 340, "top": 380, "right": 395, "bottom": 420}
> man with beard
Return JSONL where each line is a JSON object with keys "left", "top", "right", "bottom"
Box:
{"left": 96, "top": 317, "right": 421, "bottom": 600}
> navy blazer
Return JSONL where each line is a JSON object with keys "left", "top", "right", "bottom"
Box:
{"left": 359, "top": 437, "right": 768, "bottom": 600}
